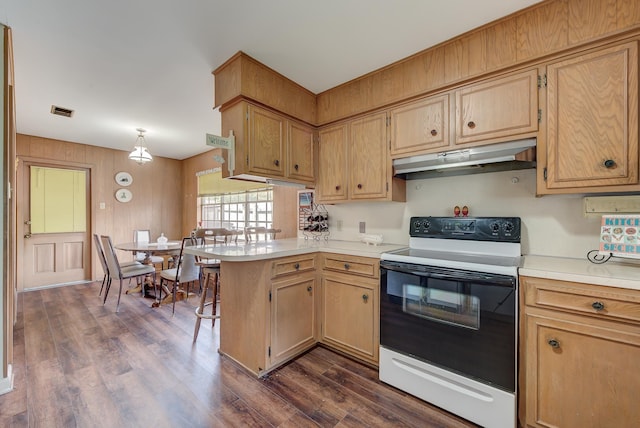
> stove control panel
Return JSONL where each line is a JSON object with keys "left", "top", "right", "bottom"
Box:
{"left": 410, "top": 216, "right": 521, "bottom": 242}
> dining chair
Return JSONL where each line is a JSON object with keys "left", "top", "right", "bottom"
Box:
{"left": 93, "top": 233, "right": 140, "bottom": 298}
{"left": 158, "top": 236, "right": 200, "bottom": 314}
{"left": 100, "top": 235, "right": 156, "bottom": 312}
{"left": 244, "top": 226, "right": 281, "bottom": 242}
{"left": 133, "top": 229, "right": 166, "bottom": 269}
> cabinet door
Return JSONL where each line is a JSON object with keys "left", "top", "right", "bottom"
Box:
{"left": 321, "top": 274, "right": 378, "bottom": 363}
{"left": 287, "top": 120, "right": 315, "bottom": 183}
{"left": 525, "top": 312, "right": 640, "bottom": 428}
{"left": 270, "top": 274, "right": 316, "bottom": 368}
{"left": 545, "top": 41, "right": 639, "bottom": 189}
{"left": 454, "top": 69, "right": 538, "bottom": 145}
{"left": 317, "top": 123, "right": 348, "bottom": 202}
{"left": 349, "top": 112, "right": 388, "bottom": 200}
{"left": 390, "top": 94, "right": 450, "bottom": 157}
{"left": 248, "top": 104, "right": 286, "bottom": 177}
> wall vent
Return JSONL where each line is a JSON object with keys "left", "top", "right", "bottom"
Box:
{"left": 50, "top": 105, "right": 74, "bottom": 117}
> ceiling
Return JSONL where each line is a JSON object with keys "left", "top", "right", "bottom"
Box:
{"left": 1, "top": 0, "right": 543, "bottom": 160}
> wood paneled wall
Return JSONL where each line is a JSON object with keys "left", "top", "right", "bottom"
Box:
{"left": 181, "top": 148, "right": 299, "bottom": 239}
{"left": 16, "top": 134, "right": 183, "bottom": 281}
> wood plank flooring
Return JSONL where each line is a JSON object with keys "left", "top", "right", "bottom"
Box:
{"left": 0, "top": 282, "right": 478, "bottom": 427}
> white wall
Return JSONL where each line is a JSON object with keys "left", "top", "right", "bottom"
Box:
{"left": 320, "top": 169, "right": 602, "bottom": 259}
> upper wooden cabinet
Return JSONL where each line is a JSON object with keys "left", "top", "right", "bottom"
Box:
{"left": 454, "top": 69, "right": 539, "bottom": 146}
{"left": 540, "top": 41, "right": 639, "bottom": 193}
{"left": 389, "top": 94, "right": 450, "bottom": 157}
{"left": 317, "top": 112, "right": 405, "bottom": 204}
{"left": 221, "top": 101, "right": 316, "bottom": 185}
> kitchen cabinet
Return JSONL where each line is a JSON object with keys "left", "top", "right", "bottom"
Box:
{"left": 520, "top": 276, "right": 640, "bottom": 428}
{"left": 454, "top": 68, "right": 538, "bottom": 146}
{"left": 540, "top": 40, "right": 639, "bottom": 193}
{"left": 389, "top": 94, "right": 450, "bottom": 158}
{"left": 320, "top": 253, "right": 380, "bottom": 365}
{"left": 219, "top": 254, "right": 317, "bottom": 376}
{"left": 317, "top": 112, "right": 405, "bottom": 203}
{"left": 220, "top": 101, "right": 316, "bottom": 185}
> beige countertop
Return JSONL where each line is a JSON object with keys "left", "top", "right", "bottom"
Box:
{"left": 520, "top": 255, "right": 640, "bottom": 290}
{"left": 184, "top": 238, "right": 407, "bottom": 261}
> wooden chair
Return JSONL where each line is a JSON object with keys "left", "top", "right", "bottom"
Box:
{"left": 244, "top": 227, "right": 281, "bottom": 242}
{"left": 158, "top": 237, "right": 200, "bottom": 314}
{"left": 100, "top": 235, "right": 156, "bottom": 312}
{"left": 133, "top": 229, "right": 166, "bottom": 269}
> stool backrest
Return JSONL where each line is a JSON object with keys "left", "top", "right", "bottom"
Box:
{"left": 133, "top": 229, "right": 151, "bottom": 243}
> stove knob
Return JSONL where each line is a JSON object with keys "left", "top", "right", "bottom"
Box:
{"left": 490, "top": 222, "right": 500, "bottom": 233}
{"left": 423, "top": 220, "right": 431, "bottom": 231}
{"left": 504, "top": 221, "right": 515, "bottom": 234}
{"left": 413, "top": 220, "right": 422, "bottom": 230}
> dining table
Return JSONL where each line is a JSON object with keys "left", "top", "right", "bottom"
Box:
{"left": 115, "top": 240, "right": 183, "bottom": 306}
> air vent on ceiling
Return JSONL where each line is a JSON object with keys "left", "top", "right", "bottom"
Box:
{"left": 50, "top": 105, "right": 74, "bottom": 117}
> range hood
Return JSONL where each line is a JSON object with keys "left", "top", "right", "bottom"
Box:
{"left": 393, "top": 138, "right": 536, "bottom": 180}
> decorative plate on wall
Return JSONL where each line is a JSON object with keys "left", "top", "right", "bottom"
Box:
{"left": 115, "top": 171, "right": 133, "bottom": 186}
{"left": 115, "top": 188, "right": 133, "bottom": 203}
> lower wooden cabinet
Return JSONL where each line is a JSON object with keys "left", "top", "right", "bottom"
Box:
{"left": 321, "top": 273, "right": 379, "bottom": 364}
{"left": 520, "top": 276, "right": 640, "bottom": 428}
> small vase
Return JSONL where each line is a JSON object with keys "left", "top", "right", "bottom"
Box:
{"left": 157, "top": 233, "right": 168, "bottom": 244}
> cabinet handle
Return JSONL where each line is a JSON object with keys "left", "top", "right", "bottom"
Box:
{"left": 307, "top": 286, "right": 312, "bottom": 292}
{"left": 294, "top": 263, "right": 300, "bottom": 270}
{"left": 362, "top": 294, "right": 369, "bottom": 303}
{"left": 344, "top": 263, "right": 350, "bottom": 270}
{"left": 274, "top": 159, "right": 280, "bottom": 167}
{"left": 294, "top": 164, "right": 299, "bottom": 171}
{"left": 592, "top": 301, "right": 605, "bottom": 311}
{"left": 430, "top": 129, "right": 438, "bottom": 136}
{"left": 467, "top": 121, "right": 476, "bottom": 129}
{"left": 335, "top": 185, "right": 341, "bottom": 191}
{"left": 603, "top": 159, "right": 616, "bottom": 169}
{"left": 357, "top": 183, "right": 363, "bottom": 189}
{"left": 548, "top": 339, "right": 560, "bottom": 349}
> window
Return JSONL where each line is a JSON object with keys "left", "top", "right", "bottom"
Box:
{"left": 198, "top": 188, "right": 273, "bottom": 231}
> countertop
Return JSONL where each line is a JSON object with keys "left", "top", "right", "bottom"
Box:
{"left": 184, "top": 238, "right": 407, "bottom": 261}
{"left": 520, "top": 255, "right": 640, "bottom": 291}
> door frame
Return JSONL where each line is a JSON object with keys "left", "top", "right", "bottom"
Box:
{"left": 16, "top": 156, "right": 94, "bottom": 291}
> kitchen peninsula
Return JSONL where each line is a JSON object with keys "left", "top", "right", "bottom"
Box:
{"left": 185, "top": 239, "right": 406, "bottom": 376}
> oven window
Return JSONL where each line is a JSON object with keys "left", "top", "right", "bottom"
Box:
{"left": 403, "top": 284, "right": 480, "bottom": 330}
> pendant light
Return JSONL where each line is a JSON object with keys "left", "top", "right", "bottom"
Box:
{"left": 128, "top": 128, "right": 153, "bottom": 164}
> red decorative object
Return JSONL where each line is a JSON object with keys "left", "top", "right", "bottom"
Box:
{"left": 462, "top": 206, "right": 469, "bottom": 217}
{"left": 454, "top": 206, "right": 461, "bottom": 217}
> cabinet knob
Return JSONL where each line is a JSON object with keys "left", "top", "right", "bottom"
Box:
{"left": 603, "top": 159, "right": 616, "bottom": 169}
{"left": 362, "top": 294, "right": 369, "bottom": 303}
{"left": 307, "top": 286, "right": 312, "bottom": 292}
{"left": 548, "top": 339, "right": 560, "bottom": 349}
{"left": 274, "top": 159, "right": 280, "bottom": 167}
{"left": 467, "top": 121, "right": 476, "bottom": 129}
{"left": 430, "top": 129, "right": 438, "bottom": 136}
{"left": 335, "top": 185, "right": 341, "bottom": 191}
{"left": 592, "top": 301, "right": 605, "bottom": 311}
{"left": 294, "top": 164, "right": 299, "bottom": 171}
{"left": 344, "top": 263, "right": 350, "bottom": 270}
{"left": 294, "top": 263, "right": 300, "bottom": 270}
{"left": 357, "top": 183, "right": 363, "bottom": 189}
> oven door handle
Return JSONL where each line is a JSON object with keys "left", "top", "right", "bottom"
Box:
{"left": 381, "top": 261, "right": 515, "bottom": 288}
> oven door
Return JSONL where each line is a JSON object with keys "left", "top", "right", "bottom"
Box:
{"left": 380, "top": 260, "right": 517, "bottom": 392}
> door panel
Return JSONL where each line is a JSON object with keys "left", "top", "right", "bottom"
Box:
{"left": 22, "top": 164, "right": 90, "bottom": 289}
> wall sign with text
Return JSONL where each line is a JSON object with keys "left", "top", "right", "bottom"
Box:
{"left": 599, "top": 214, "right": 640, "bottom": 259}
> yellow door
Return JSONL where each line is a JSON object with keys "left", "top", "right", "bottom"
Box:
{"left": 22, "top": 165, "right": 89, "bottom": 289}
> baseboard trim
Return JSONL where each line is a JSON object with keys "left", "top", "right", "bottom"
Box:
{"left": 0, "top": 364, "right": 14, "bottom": 395}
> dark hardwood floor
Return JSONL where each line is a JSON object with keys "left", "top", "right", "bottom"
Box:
{"left": 0, "top": 281, "right": 477, "bottom": 427}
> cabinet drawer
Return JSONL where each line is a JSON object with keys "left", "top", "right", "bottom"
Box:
{"left": 322, "top": 253, "right": 379, "bottom": 279}
{"left": 522, "top": 276, "right": 640, "bottom": 324}
{"left": 271, "top": 255, "right": 316, "bottom": 278}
